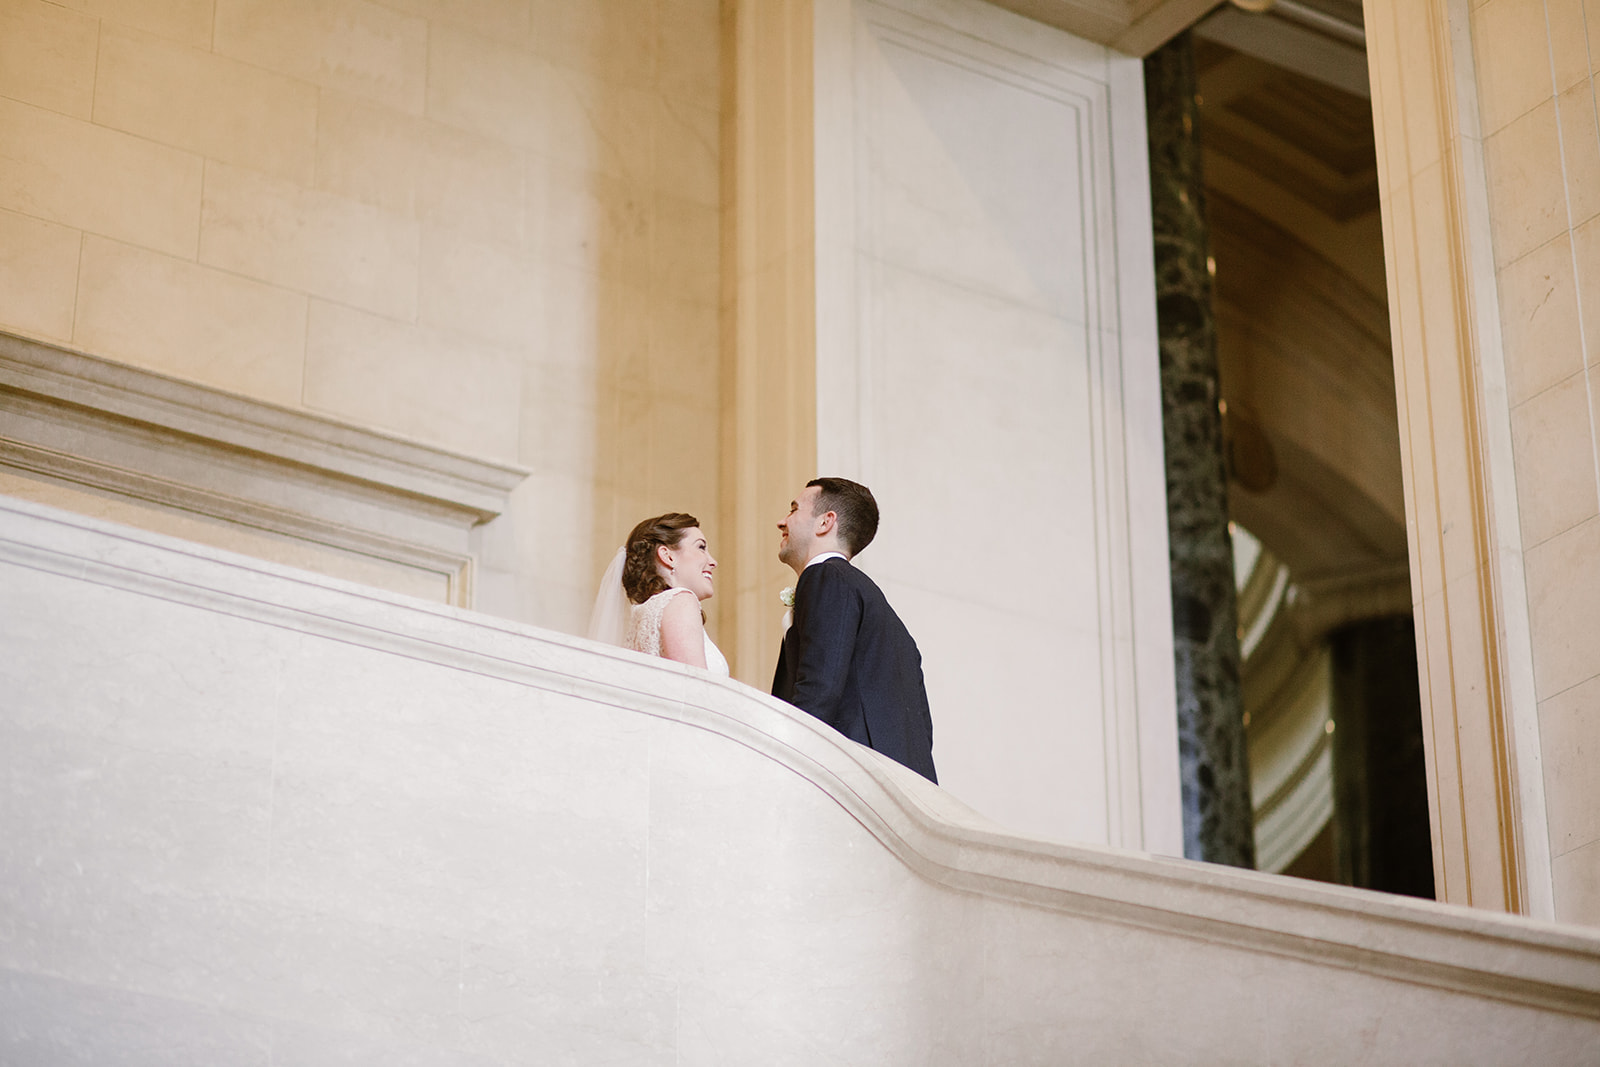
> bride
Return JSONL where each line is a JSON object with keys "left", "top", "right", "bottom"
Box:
{"left": 588, "top": 512, "right": 729, "bottom": 676}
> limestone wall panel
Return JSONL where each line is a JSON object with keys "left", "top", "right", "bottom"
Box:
{"left": 1556, "top": 81, "right": 1600, "bottom": 223}
{"left": 1484, "top": 99, "right": 1571, "bottom": 269}
{"left": 313, "top": 93, "right": 420, "bottom": 217}
{"left": 1554, "top": 840, "right": 1600, "bottom": 926}
{"left": 198, "top": 161, "right": 420, "bottom": 321}
{"left": 1509, "top": 373, "right": 1600, "bottom": 548}
{"left": 94, "top": 25, "right": 319, "bottom": 185}
{"left": 1497, "top": 233, "right": 1585, "bottom": 406}
{"left": 424, "top": 24, "right": 551, "bottom": 150}
{"left": 213, "top": 0, "right": 427, "bottom": 114}
{"left": 0, "top": 208, "right": 80, "bottom": 344}
{"left": 1539, "top": 674, "right": 1600, "bottom": 857}
{"left": 652, "top": 194, "right": 720, "bottom": 306}
{"left": 74, "top": 236, "right": 309, "bottom": 405}
{"left": 415, "top": 122, "right": 527, "bottom": 243}
{"left": 0, "top": 0, "right": 98, "bottom": 119}
{"left": 525, "top": 0, "right": 659, "bottom": 90}
{"left": 1524, "top": 518, "right": 1600, "bottom": 700}
{"left": 656, "top": 0, "right": 722, "bottom": 111}
{"left": 1581, "top": 215, "right": 1600, "bottom": 367}
{"left": 302, "top": 300, "right": 522, "bottom": 462}
{"left": 56, "top": 0, "right": 213, "bottom": 47}
{"left": 378, "top": 0, "right": 530, "bottom": 41}
{"left": 417, "top": 228, "right": 541, "bottom": 349}
{"left": 652, "top": 99, "right": 721, "bottom": 208}
{"left": 1474, "top": 0, "right": 1561, "bottom": 134}
{"left": 0, "top": 95, "right": 201, "bottom": 258}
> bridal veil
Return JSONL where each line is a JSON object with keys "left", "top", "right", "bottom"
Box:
{"left": 587, "top": 547, "right": 631, "bottom": 647}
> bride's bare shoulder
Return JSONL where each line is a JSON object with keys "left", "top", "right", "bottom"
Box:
{"left": 659, "top": 587, "right": 703, "bottom": 622}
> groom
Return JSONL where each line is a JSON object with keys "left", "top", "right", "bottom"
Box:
{"left": 771, "top": 477, "right": 937, "bottom": 783}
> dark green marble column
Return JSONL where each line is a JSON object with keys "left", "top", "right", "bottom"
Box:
{"left": 1145, "top": 33, "right": 1254, "bottom": 868}
{"left": 1329, "top": 615, "right": 1435, "bottom": 898}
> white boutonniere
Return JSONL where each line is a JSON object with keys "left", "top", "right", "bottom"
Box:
{"left": 780, "top": 586, "right": 795, "bottom": 632}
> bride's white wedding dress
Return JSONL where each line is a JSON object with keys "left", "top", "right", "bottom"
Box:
{"left": 626, "top": 587, "right": 729, "bottom": 677}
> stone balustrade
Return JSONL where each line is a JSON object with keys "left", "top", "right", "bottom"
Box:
{"left": 3, "top": 496, "right": 1599, "bottom": 1063}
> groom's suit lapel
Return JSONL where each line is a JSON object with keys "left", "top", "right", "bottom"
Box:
{"left": 775, "top": 564, "right": 815, "bottom": 698}
{"left": 778, "top": 558, "right": 830, "bottom": 690}
{"left": 793, "top": 555, "right": 844, "bottom": 623}
{"left": 786, "top": 560, "right": 822, "bottom": 651}
{"left": 775, "top": 556, "right": 855, "bottom": 702}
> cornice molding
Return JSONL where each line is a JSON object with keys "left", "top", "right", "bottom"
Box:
{"left": 981, "top": 0, "right": 1222, "bottom": 56}
{"left": 0, "top": 331, "right": 529, "bottom": 606}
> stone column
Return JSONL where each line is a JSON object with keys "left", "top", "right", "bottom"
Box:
{"left": 721, "top": 0, "right": 819, "bottom": 686}
{"left": 1144, "top": 32, "right": 1253, "bottom": 868}
{"left": 1364, "top": 0, "right": 1551, "bottom": 919}
{"left": 1329, "top": 615, "right": 1435, "bottom": 898}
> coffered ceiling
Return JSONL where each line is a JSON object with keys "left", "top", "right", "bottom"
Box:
{"left": 1194, "top": 38, "right": 1379, "bottom": 222}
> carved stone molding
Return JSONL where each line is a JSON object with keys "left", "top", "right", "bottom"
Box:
{"left": 0, "top": 331, "right": 529, "bottom": 607}
{"left": 1366, "top": 0, "right": 1549, "bottom": 919}
{"left": 982, "top": 0, "right": 1221, "bottom": 56}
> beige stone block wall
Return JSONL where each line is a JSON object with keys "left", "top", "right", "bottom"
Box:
{"left": 0, "top": 0, "right": 724, "bottom": 641}
{"left": 95, "top": 25, "right": 319, "bottom": 183}
{"left": 75, "top": 236, "right": 309, "bottom": 403}
{"left": 1472, "top": 0, "right": 1600, "bottom": 925}
{"left": 0, "top": 0, "right": 98, "bottom": 118}
{"left": 61, "top": 0, "right": 214, "bottom": 47}
{"left": 0, "top": 93, "right": 203, "bottom": 257}
{"left": 214, "top": 0, "right": 428, "bottom": 114}
{"left": 0, "top": 209, "right": 80, "bottom": 342}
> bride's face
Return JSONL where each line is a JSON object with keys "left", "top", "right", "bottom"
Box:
{"left": 659, "top": 527, "right": 717, "bottom": 601}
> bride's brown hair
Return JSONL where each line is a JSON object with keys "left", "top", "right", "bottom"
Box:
{"left": 621, "top": 512, "right": 700, "bottom": 604}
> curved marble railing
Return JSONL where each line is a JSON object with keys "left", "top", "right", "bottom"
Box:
{"left": 3, "top": 495, "right": 1599, "bottom": 1064}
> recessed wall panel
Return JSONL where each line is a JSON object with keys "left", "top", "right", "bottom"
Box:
{"left": 818, "top": 0, "right": 1176, "bottom": 848}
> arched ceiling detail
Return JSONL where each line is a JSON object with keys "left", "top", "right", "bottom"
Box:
{"left": 1211, "top": 192, "right": 1407, "bottom": 580}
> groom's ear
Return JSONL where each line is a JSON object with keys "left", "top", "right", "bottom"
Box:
{"left": 816, "top": 510, "right": 837, "bottom": 535}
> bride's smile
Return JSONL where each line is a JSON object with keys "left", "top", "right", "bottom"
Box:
{"left": 663, "top": 528, "right": 717, "bottom": 602}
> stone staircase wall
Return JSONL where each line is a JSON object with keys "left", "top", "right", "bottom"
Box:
{"left": 3, "top": 497, "right": 1599, "bottom": 1064}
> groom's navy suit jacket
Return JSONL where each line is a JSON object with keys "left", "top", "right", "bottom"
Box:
{"left": 772, "top": 556, "right": 937, "bottom": 783}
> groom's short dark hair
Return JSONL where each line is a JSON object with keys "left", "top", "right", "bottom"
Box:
{"left": 808, "top": 477, "right": 879, "bottom": 557}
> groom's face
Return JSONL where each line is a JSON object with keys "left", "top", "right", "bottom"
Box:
{"left": 777, "top": 486, "right": 824, "bottom": 568}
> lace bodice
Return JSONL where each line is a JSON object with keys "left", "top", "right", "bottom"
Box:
{"left": 626, "top": 587, "right": 729, "bottom": 676}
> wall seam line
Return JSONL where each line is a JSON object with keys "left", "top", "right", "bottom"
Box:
{"left": 1562, "top": 0, "right": 1600, "bottom": 508}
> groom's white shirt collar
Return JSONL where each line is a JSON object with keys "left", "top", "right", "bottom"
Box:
{"left": 804, "top": 551, "right": 847, "bottom": 570}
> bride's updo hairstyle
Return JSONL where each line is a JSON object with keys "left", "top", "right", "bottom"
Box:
{"left": 622, "top": 512, "right": 700, "bottom": 604}
{"left": 808, "top": 477, "right": 879, "bottom": 557}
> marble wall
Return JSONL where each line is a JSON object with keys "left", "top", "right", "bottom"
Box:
{"left": 6, "top": 497, "right": 1600, "bottom": 1064}
{"left": 810, "top": 0, "right": 1181, "bottom": 851}
{"left": 0, "top": 0, "right": 722, "bottom": 634}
